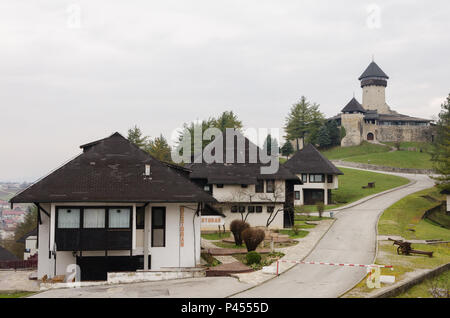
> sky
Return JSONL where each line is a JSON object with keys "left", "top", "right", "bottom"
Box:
{"left": 0, "top": 0, "right": 449, "bottom": 182}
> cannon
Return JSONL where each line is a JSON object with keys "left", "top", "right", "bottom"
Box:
{"left": 388, "top": 238, "right": 433, "bottom": 257}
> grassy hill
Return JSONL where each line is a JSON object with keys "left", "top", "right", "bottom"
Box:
{"left": 321, "top": 141, "right": 433, "bottom": 170}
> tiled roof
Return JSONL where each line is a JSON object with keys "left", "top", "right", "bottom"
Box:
{"left": 359, "top": 61, "right": 389, "bottom": 80}
{"left": 341, "top": 98, "right": 366, "bottom": 113}
{"left": 283, "top": 144, "right": 343, "bottom": 175}
{"left": 10, "top": 133, "right": 216, "bottom": 204}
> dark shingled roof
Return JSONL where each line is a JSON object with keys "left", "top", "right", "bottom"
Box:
{"left": 440, "top": 189, "right": 450, "bottom": 195}
{"left": 0, "top": 246, "right": 18, "bottom": 261}
{"left": 187, "top": 131, "right": 300, "bottom": 184}
{"left": 341, "top": 97, "right": 366, "bottom": 113}
{"left": 202, "top": 204, "right": 226, "bottom": 217}
{"left": 283, "top": 144, "right": 343, "bottom": 175}
{"left": 359, "top": 61, "right": 389, "bottom": 80}
{"left": 378, "top": 113, "right": 431, "bottom": 122}
{"left": 10, "top": 133, "right": 216, "bottom": 204}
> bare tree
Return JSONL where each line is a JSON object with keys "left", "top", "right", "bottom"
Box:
{"left": 222, "top": 187, "right": 256, "bottom": 222}
{"left": 261, "top": 182, "right": 289, "bottom": 228}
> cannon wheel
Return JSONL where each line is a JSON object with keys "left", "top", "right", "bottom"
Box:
{"left": 397, "top": 246, "right": 406, "bottom": 255}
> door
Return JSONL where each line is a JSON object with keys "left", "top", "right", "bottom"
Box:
{"left": 367, "top": 133, "right": 374, "bottom": 141}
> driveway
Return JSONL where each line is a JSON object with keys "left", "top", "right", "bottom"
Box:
{"left": 232, "top": 172, "right": 434, "bottom": 298}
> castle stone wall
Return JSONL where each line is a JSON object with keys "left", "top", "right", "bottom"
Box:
{"left": 377, "top": 126, "right": 434, "bottom": 143}
{"left": 340, "top": 113, "right": 364, "bottom": 147}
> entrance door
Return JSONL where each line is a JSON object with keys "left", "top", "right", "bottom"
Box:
{"left": 367, "top": 133, "right": 374, "bottom": 141}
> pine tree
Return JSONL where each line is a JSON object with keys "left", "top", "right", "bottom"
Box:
{"left": 147, "top": 134, "right": 172, "bottom": 163}
{"left": 317, "top": 125, "right": 331, "bottom": 148}
{"left": 326, "top": 120, "right": 341, "bottom": 146}
{"left": 431, "top": 93, "right": 450, "bottom": 192}
{"left": 127, "top": 125, "right": 149, "bottom": 149}
{"left": 281, "top": 141, "right": 294, "bottom": 158}
{"left": 213, "top": 111, "right": 243, "bottom": 132}
{"left": 262, "top": 134, "right": 279, "bottom": 156}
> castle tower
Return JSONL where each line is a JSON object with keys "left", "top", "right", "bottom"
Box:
{"left": 340, "top": 97, "right": 366, "bottom": 147}
{"left": 359, "top": 61, "right": 392, "bottom": 114}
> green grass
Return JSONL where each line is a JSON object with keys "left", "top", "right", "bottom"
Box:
{"left": 0, "top": 291, "right": 35, "bottom": 298}
{"left": 296, "top": 167, "right": 409, "bottom": 212}
{"left": 384, "top": 141, "right": 432, "bottom": 153}
{"left": 279, "top": 229, "right": 309, "bottom": 239}
{"left": 345, "top": 150, "right": 433, "bottom": 169}
{"left": 395, "top": 270, "right": 450, "bottom": 298}
{"left": 378, "top": 187, "right": 450, "bottom": 241}
{"left": 294, "top": 215, "right": 330, "bottom": 221}
{"left": 201, "top": 231, "right": 231, "bottom": 240}
{"left": 321, "top": 141, "right": 390, "bottom": 160}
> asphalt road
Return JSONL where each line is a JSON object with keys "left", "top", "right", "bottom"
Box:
{"left": 232, "top": 172, "right": 434, "bottom": 298}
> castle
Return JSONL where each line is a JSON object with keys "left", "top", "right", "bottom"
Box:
{"left": 330, "top": 61, "right": 434, "bottom": 147}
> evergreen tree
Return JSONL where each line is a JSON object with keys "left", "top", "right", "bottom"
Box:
{"left": 281, "top": 141, "right": 294, "bottom": 158}
{"left": 431, "top": 93, "right": 450, "bottom": 192}
{"left": 2, "top": 206, "right": 37, "bottom": 258}
{"left": 262, "top": 134, "right": 279, "bottom": 156}
{"left": 317, "top": 125, "right": 331, "bottom": 148}
{"left": 326, "top": 120, "right": 341, "bottom": 146}
{"left": 127, "top": 125, "right": 149, "bottom": 149}
{"left": 213, "top": 111, "right": 243, "bottom": 132}
{"left": 284, "top": 96, "right": 324, "bottom": 147}
{"left": 147, "top": 134, "right": 172, "bottom": 163}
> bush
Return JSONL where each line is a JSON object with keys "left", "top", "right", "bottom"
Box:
{"left": 292, "top": 224, "right": 301, "bottom": 235}
{"left": 242, "top": 228, "right": 265, "bottom": 252}
{"left": 230, "top": 220, "right": 250, "bottom": 246}
{"left": 246, "top": 251, "right": 261, "bottom": 265}
{"left": 316, "top": 202, "right": 325, "bottom": 218}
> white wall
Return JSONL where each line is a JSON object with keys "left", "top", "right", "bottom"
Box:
{"left": 37, "top": 202, "right": 201, "bottom": 279}
{"left": 294, "top": 174, "right": 339, "bottom": 206}
{"left": 212, "top": 180, "right": 286, "bottom": 203}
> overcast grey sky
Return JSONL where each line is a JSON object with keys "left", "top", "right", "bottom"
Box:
{"left": 0, "top": 0, "right": 449, "bottom": 182}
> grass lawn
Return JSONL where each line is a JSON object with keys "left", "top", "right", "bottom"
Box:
{"left": 296, "top": 167, "right": 409, "bottom": 212}
{"left": 378, "top": 187, "right": 450, "bottom": 241}
{"left": 201, "top": 231, "right": 231, "bottom": 240}
{"left": 233, "top": 252, "right": 284, "bottom": 271}
{"left": 294, "top": 215, "right": 330, "bottom": 221}
{"left": 278, "top": 229, "right": 309, "bottom": 239}
{"left": 345, "top": 187, "right": 450, "bottom": 298}
{"left": 321, "top": 141, "right": 390, "bottom": 160}
{"left": 384, "top": 141, "right": 432, "bottom": 153}
{"left": 0, "top": 291, "right": 35, "bottom": 298}
{"left": 345, "top": 150, "right": 433, "bottom": 169}
{"left": 394, "top": 269, "right": 450, "bottom": 298}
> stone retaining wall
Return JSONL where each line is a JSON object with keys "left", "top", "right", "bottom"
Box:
{"left": 331, "top": 160, "right": 434, "bottom": 175}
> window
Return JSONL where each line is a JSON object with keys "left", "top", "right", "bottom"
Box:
{"left": 83, "top": 208, "right": 105, "bottom": 228}
{"left": 327, "top": 175, "right": 333, "bottom": 183}
{"left": 248, "top": 206, "right": 255, "bottom": 213}
{"left": 238, "top": 206, "right": 246, "bottom": 213}
{"left": 267, "top": 206, "right": 274, "bottom": 213}
{"left": 136, "top": 206, "right": 145, "bottom": 229}
{"left": 294, "top": 191, "right": 300, "bottom": 200}
{"left": 109, "top": 208, "right": 131, "bottom": 228}
{"left": 203, "top": 185, "right": 210, "bottom": 192}
{"left": 151, "top": 207, "right": 166, "bottom": 247}
{"left": 241, "top": 184, "right": 248, "bottom": 188}
{"left": 255, "top": 206, "right": 262, "bottom": 213}
{"left": 57, "top": 208, "right": 80, "bottom": 229}
{"left": 309, "top": 174, "right": 324, "bottom": 183}
{"left": 255, "top": 180, "right": 264, "bottom": 193}
{"left": 231, "top": 206, "right": 238, "bottom": 213}
{"left": 266, "top": 180, "right": 275, "bottom": 193}
{"left": 216, "top": 184, "right": 224, "bottom": 188}
{"left": 302, "top": 174, "right": 308, "bottom": 182}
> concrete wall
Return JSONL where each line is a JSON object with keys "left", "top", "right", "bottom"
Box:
{"left": 212, "top": 181, "right": 285, "bottom": 203}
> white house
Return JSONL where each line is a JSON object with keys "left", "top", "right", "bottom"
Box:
{"left": 9, "top": 133, "right": 217, "bottom": 281}
{"left": 17, "top": 228, "right": 38, "bottom": 260}
{"left": 283, "top": 144, "right": 343, "bottom": 206}
{"left": 186, "top": 131, "right": 301, "bottom": 230}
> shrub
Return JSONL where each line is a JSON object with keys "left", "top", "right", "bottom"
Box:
{"left": 292, "top": 224, "right": 301, "bottom": 235}
{"left": 230, "top": 220, "right": 250, "bottom": 246}
{"left": 242, "top": 228, "right": 265, "bottom": 252}
{"left": 246, "top": 251, "right": 261, "bottom": 265}
{"left": 316, "top": 202, "right": 325, "bottom": 218}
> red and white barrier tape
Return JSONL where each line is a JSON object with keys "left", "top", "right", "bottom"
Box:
{"left": 276, "top": 260, "right": 393, "bottom": 275}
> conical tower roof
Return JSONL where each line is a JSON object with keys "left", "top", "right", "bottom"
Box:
{"left": 358, "top": 61, "right": 389, "bottom": 80}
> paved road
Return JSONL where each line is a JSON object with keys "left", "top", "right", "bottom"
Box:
{"left": 232, "top": 172, "right": 434, "bottom": 298}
